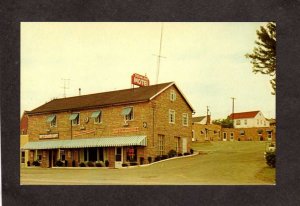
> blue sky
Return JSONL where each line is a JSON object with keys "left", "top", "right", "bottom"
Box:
{"left": 21, "top": 22, "right": 275, "bottom": 119}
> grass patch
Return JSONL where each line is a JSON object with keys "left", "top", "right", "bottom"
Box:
{"left": 255, "top": 166, "right": 276, "bottom": 184}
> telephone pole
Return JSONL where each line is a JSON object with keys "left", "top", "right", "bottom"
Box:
{"left": 231, "top": 97, "right": 236, "bottom": 128}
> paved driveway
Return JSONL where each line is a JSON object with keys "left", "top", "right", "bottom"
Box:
{"left": 20, "top": 141, "right": 275, "bottom": 185}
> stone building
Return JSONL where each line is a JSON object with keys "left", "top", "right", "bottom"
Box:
{"left": 22, "top": 82, "right": 195, "bottom": 168}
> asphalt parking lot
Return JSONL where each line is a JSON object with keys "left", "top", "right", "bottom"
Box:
{"left": 20, "top": 141, "right": 275, "bottom": 185}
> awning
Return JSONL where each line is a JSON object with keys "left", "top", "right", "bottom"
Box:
{"left": 69, "top": 113, "right": 79, "bottom": 120}
{"left": 46, "top": 114, "right": 56, "bottom": 122}
{"left": 91, "top": 111, "right": 101, "bottom": 118}
{"left": 121, "top": 107, "right": 132, "bottom": 116}
{"left": 21, "top": 135, "right": 147, "bottom": 150}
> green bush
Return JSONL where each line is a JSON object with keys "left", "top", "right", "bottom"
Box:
{"left": 265, "top": 151, "right": 276, "bottom": 168}
{"left": 32, "top": 160, "right": 40, "bottom": 166}
{"left": 105, "top": 160, "right": 109, "bottom": 167}
{"left": 168, "top": 149, "right": 177, "bottom": 158}
{"left": 122, "top": 163, "right": 128, "bottom": 167}
{"left": 79, "top": 162, "right": 86, "bottom": 167}
{"left": 95, "top": 162, "right": 102, "bottom": 167}
{"left": 55, "top": 160, "right": 64, "bottom": 167}
{"left": 87, "top": 161, "right": 94, "bottom": 167}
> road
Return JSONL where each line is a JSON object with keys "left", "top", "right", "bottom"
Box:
{"left": 20, "top": 141, "right": 275, "bottom": 185}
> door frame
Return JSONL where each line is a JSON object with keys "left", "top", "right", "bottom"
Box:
{"left": 115, "top": 147, "right": 123, "bottom": 168}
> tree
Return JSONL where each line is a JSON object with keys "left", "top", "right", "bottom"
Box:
{"left": 246, "top": 22, "right": 276, "bottom": 95}
{"left": 212, "top": 118, "right": 233, "bottom": 128}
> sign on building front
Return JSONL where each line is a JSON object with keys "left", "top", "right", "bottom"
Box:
{"left": 39, "top": 133, "right": 59, "bottom": 139}
{"left": 131, "top": 73, "right": 150, "bottom": 87}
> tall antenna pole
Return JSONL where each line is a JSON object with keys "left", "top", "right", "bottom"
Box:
{"left": 154, "top": 23, "right": 166, "bottom": 84}
{"left": 231, "top": 97, "right": 236, "bottom": 128}
{"left": 61, "top": 78, "right": 70, "bottom": 98}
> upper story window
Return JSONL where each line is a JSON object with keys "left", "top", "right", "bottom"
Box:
{"left": 170, "top": 89, "right": 176, "bottom": 102}
{"left": 69, "top": 113, "right": 80, "bottom": 126}
{"left": 236, "top": 120, "right": 241, "bottom": 125}
{"left": 182, "top": 113, "right": 188, "bottom": 126}
{"left": 46, "top": 114, "right": 57, "bottom": 127}
{"left": 244, "top": 119, "right": 247, "bottom": 125}
{"left": 169, "top": 109, "right": 175, "bottom": 124}
{"left": 122, "top": 107, "right": 134, "bottom": 121}
{"left": 91, "top": 110, "right": 102, "bottom": 124}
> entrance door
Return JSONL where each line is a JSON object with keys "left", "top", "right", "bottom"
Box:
{"left": 182, "top": 138, "right": 187, "bottom": 153}
{"left": 115, "top": 147, "right": 123, "bottom": 168}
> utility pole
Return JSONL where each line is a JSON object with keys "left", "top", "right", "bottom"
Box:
{"left": 61, "top": 78, "right": 70, "bottom": 98}
{"left": 231, "top": 97, "right": 236, "bottom": 128}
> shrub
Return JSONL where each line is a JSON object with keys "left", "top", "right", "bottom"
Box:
{"left": 95, "top": 162, "right": 102, "bottom": 167}
{"left": 105, "top": 160, "right": 109, "bottom": 167}
{"left": 79, "top": 162, "right": 86, "bottom": 167}
{"left": 190, "top": 149, "right": 194, "bottom": 154}
{"left": 72, "top": 160, "right": 76, "bottom": 167}
{"left": 161, "top": 155, "right": 168, "bottom": 160}
{"left": 168, "top": 149, "right": 177, "bottom": 158}
{"left": 148, "top": 157, "right": 152, "bottom": 164}
{"left": 178, "top": 153, "right": 183, "bottom": 156}
{"left": 184, "top": 152, "right": 191, "bottom": 156}
{"left": 130, "top": 162, "right": 138, "bottom": 166}
{"left": 27, "top": 161, "right": 30, "bottom": 167}
{"left": 140, "top": 157, "right": 144, "bottom": 165}
{"left": 55, "top": 160, "right": 64, "bottom": 167}
{"left": 154, "top": 156, "right": 161, "bottom": 162}
{"left": 87, "top": 161, "right": 94, "bottom": 167}
{"left": 32, "top": 160, "right": 40, "bottom": 166}
{"left": 265, "top": 151, "right": 276, "bottom": 168}
{"left": 122, "top": 163, "right": 128, "bottom": 167}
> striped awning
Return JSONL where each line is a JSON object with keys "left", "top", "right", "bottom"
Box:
{"left": 121, "top": 107, "right": 132, "bottom": 116}
{"left": 69, "top": 113, "right": 79, "bottom": 120}
{"left": 46, "top": 114, "right": 56, "bottom": 122}
{"left": 91, "top": 111, "right": 101, "bottom": 118}
{"left": 21, "top": 135, "right": 147, "bottom": 150}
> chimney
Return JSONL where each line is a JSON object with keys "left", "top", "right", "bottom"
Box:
{"left": 79, "top": 88, "right": 81, "bottom": 96}
{"left": 206, "top": 115, "right": 211, "bottom": 125}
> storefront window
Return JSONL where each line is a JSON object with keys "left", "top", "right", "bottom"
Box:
{"left": 84, "top": 148, "right": 97, "bottom": 162}
{"left": 60, "top": 150, "right": 65, "bottom": 161}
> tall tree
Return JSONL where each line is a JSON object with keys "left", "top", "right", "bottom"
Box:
{"left": 246, "top": 22, "right": 276, "bottom": 95}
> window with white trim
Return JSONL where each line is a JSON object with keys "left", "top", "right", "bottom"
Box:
{"left": 244, "top": 119, "right": 247, "bottom": 125}
{"left": 91, "top": 111, "right": 102, "bottom": 124}
{"left": 70, "top": 113, "right": 80, "bottom": 126}
{"left": 158, "top": 134, "right": 165, "bottom": 155}
{"left": 182, "top": 113, "right": 188, "bottom": 126}
{"left": 170, "top": 89, "right": 176, "bottom": 101}
{"left": 169, "top": 109, "right": 175, "bottom": 124}
{"left": 122, "top": 107, "right": 134, "bottom": 121}
{"left": 46, "top": 114, "right": 57, "bottom": 127}
{"left": 236, "top": 120, "right": 241, "bottom": 125}
{"left": 230, "top": 132, "right": 234, "bottom": 140}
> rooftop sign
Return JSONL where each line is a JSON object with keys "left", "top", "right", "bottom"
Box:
{"left": 131, "top": 73, "right": 150, "bottom": 87}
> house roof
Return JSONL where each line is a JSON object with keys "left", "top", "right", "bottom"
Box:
{"left": 28, "top": 82, "right": 195, "bottom": 115}
{"left": 228, "top": 111, "right": 260, "bottom": 119}
{"left": 192, "top": 116, "right": 206, "bottom": 123}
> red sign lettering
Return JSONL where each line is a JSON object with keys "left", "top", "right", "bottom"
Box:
{"left": 131, "top": 73, "right": 150, "bottom": 87}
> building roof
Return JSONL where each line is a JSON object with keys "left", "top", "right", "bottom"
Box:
{"left": 192, "top": 116, "right": 206, "bottom": 123}
{"left": 28, "top": 82, "right": 195, "bottom": 115}
{"left": 228, "top": 111, "right": 260, "bottom": 119}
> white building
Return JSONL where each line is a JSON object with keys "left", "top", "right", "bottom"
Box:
{"left": 229, "top": 111, "right": 270, "bottom": 128}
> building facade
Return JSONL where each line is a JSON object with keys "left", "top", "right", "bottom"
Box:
{"left": 22, "top": 82, "right": 195, "bottom": 168}
{"left": 20, "top": 112, "right": 29, "bottom": 167}
{"left": 229, "top": 111, "right": 270, "bottom": 128}
{"left": 192, "top": 115, "right": 222, "bottom": 142}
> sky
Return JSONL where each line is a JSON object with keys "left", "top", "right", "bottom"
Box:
{"left": 21, "top": 22, "right": 276, "bottom": 119}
